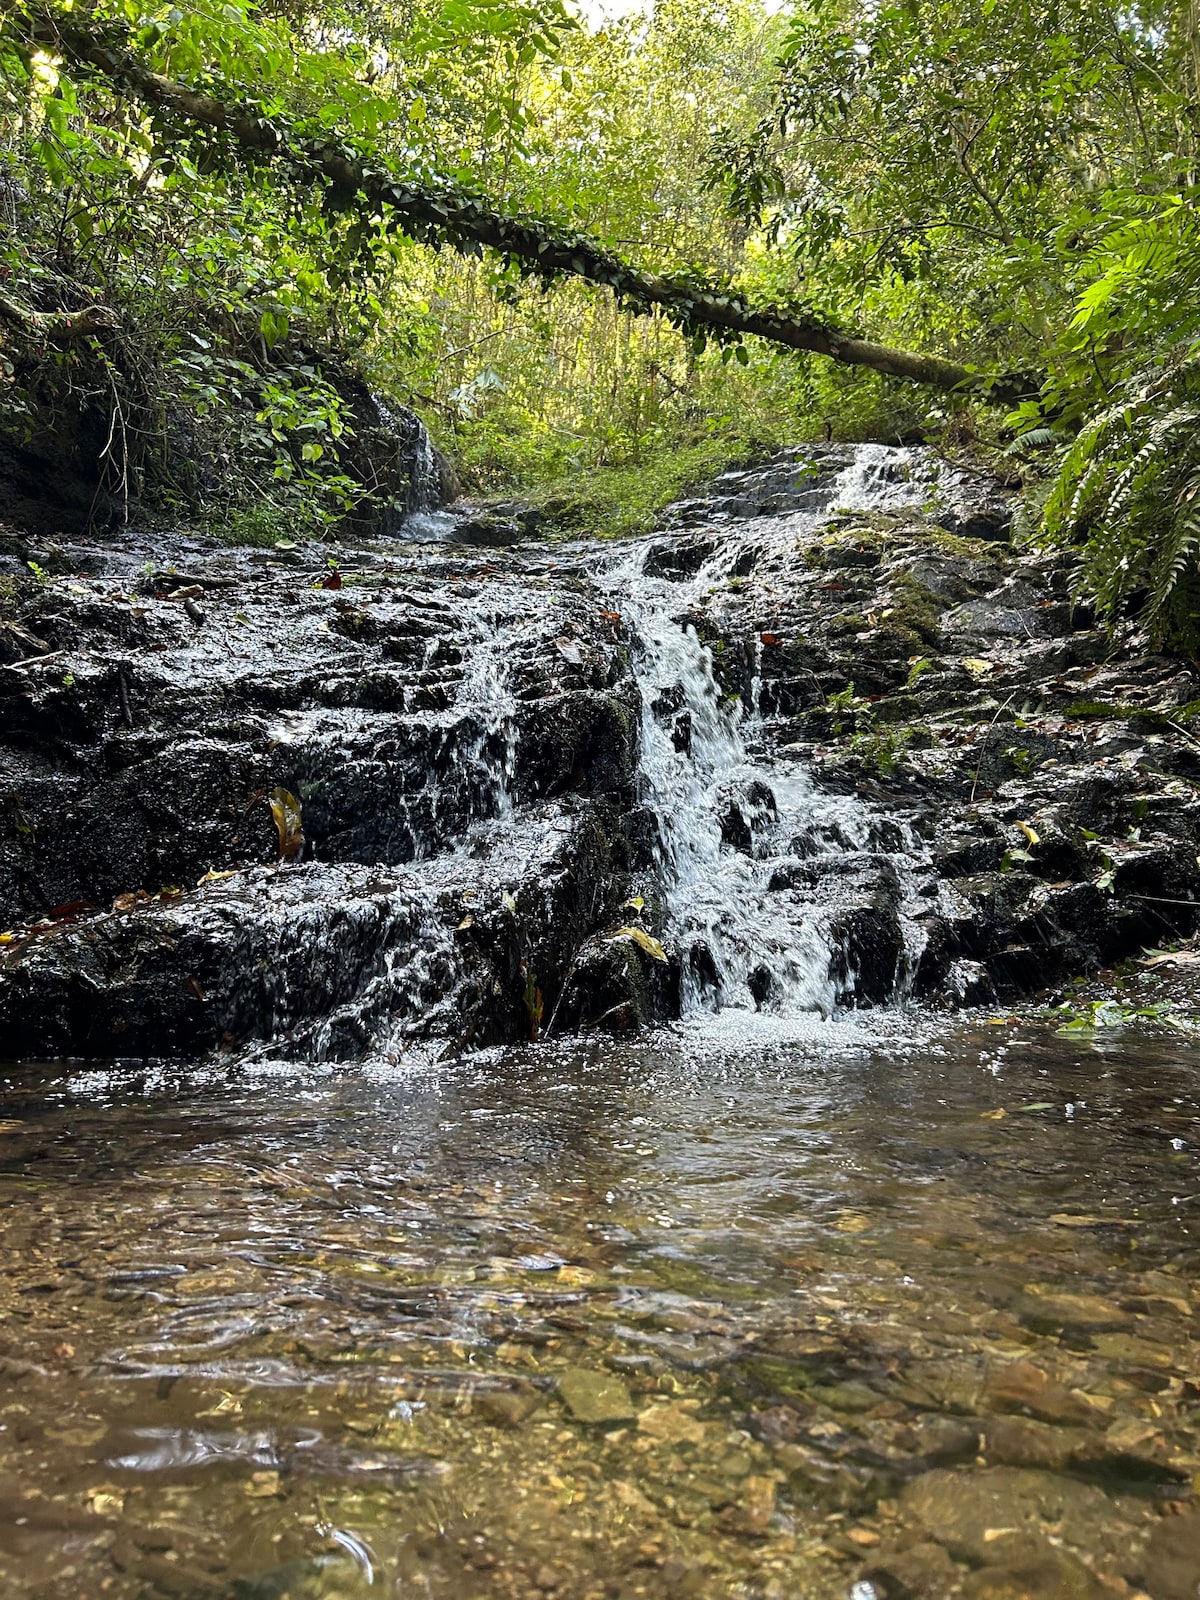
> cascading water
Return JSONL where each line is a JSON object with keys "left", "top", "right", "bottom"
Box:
{"left": 407, "top": 420, "right": 444, "bottom": 515}
{"left": 602, "top": 444, "right": 938, "bottom": 1021}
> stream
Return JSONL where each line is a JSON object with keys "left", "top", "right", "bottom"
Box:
{"left": 3, "top": 444, "right": 1200, "bottom": 1598}
{"left": 2, "top": 1026, "right": 1199, "bottom": 1599}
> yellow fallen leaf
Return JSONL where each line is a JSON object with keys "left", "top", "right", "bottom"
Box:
{"left": 984, "top": 1527, "right": 1019, "bottom": 1542}
{"left": 622, "top": 895, "right": 645, "bottom": 911}
{"left": 1017, "top": 821, "right": 1040, "bottom": 845}
{"left": 980, "top": 1108, "right": 1007, "bottom": 1120}
{"left": 198, "top": 868, "right": 239, "bottom": 885}
{"left": 0, "top": 931, "right": 15, "bottom": 943}
{"left": 609, "top": 926, "right": 667, "bottom": 961}
{"left": 962, "top": 656, "right": 994, "bottom": 675}
{"left": 85, "top": 1489, "right": 125, "bottom": 1516}
{"left": 268, "top": 786, "right": 304, "bottom": 862}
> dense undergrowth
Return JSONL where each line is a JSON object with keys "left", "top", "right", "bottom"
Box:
{"left": 0, "top": 0, "right": 1196, "bottom": 641}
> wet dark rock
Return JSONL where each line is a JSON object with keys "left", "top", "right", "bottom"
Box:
{"left": 643, "top": 535, "right": 718, "bottom": 578}
{"left": 0, "top": 537, "right": 660, "bottom": 1057}
{"left": 717, "top": 778, "right": 777, "bottom": 851}
{"left": 552, "top": 928, "right": 682, "bottom": 1035}
{"left": 827, "top": 881, "right": 908, "bottom": 1005}
{"left": 4, "top": 441, "right": 1200, "bottom": 1057}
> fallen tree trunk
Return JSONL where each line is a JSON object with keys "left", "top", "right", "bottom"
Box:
{"left": 24, "top": 9, "right": 1030, "bottom": 400}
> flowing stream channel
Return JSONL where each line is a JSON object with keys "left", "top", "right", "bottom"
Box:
{"left": 2, "top": 448, "right": 1200, "bottom": 1600}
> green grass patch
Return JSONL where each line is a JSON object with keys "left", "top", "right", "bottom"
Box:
{"left": 522, "top": 434, "right": 792, "bottom": 541}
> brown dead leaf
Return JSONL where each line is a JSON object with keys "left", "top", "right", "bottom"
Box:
{"left": 112, "top": 889, "right": 152, "bottom": 915}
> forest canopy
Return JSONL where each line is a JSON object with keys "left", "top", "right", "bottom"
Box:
{"left": 0, "top": 0, "right": 1198, "bottom": 633}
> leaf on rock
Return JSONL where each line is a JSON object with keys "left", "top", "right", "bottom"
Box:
{"left": 112, "top": 890, "right": 153, "bottom": 913}
{"left": 268, "top": 786, "right": 305, "bottom": 861}
{"left": 609, "top": 926, "right": 667, "bottom": 961}
{"left": 1017, "top": 821, "right": 1040, "bottom": 845}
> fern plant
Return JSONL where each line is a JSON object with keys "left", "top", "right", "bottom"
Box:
{"left": 1029, "top": 187, "right": 1200, "bottom": 651}
{"left": 1042, "top": 344, "right": 1200, "bottom": 649}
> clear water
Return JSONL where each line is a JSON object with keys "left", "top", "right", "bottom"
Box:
{"left": 1, "top": 1022, "right": 1198, "bottom": 1598}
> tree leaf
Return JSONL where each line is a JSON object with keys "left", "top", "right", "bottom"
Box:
{"left": 609, "top": 926, "right": 667, "bottom": 961}
{"left": 268, "top": 786, "right": 304, "bottom": 861}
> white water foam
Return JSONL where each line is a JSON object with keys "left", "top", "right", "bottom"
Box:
{"left": 601, "top": 445, "right": 936, "bottom": 1022}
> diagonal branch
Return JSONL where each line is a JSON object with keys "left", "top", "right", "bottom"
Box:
{"left": 23, "top": 7, "right": 1034, "bottom": 400}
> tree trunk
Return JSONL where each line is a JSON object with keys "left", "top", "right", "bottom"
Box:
{"left": 26, "top": 10, "right": 1031, "bottom": 400}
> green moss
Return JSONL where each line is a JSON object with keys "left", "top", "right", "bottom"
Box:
{"left": 827, "top": 609, "right": 869, "bottom": 635}
{"left": 887, "top": 572, "right": 942, "bottom": 648}
{"left": 924, "top": 525, "right": 1012, "bottom": 564}
{"left": 736, "top": 1358, "right": 818, "bottom": 1398}
{"left": 1064, "top": 700, "right": 1138, "bottom": 719}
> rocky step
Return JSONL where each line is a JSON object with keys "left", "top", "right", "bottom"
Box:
{"left": 0, "top": 804, "right": 666, "bottom": 1060}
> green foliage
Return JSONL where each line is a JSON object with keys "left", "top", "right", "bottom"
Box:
{"left": 848, "top": 722, "right": 913, "bottom": 778}
{"left": 522, "top": 430, "right": 778, "bottom": 541}
{"left": 1041, "top": 338, "right": 1200, "bottom": 647}
{"left": 0, "top": 0, "right": 1197, "bottom": 564}
{"left": 1053, "top": 997, "right": 1198, "bottom": 1035}
{"left": 1021, "top": 191, "right": 1200, "bottom": 647}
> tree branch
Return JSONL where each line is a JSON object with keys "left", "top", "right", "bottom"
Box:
{"left": 23, "top": 7, "right": 1034, "bottom": 400}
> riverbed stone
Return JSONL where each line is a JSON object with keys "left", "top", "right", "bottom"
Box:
{"left": 980, "top": 1360, "right": 1095, "bottom": 1426}
{"left": 899, "top": 1467, "right": 1121, "bottom": 1565}
{"left": 859, "top": 1538, "right": 962, "bottom": 1599}
{"left": 959, "top": 1545, "right": 1110, "bottom": 1600}
{"left": 556, "top": 1368, "right": 635, "bottom": 1424}
{"left": 1130, "top": 1512, "right": 1200, "bottom": 1600}
{"left": 474, "top": 1385, "right": 544, "bottom": 1428}
{"left": 980, "top": 1417, "right": 1092, "bottom": 1472}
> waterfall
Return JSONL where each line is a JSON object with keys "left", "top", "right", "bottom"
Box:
{"left": 406, "top": 419, "right": 444, "bottom": 515}
{"left": 602, "top": 445, "right": 934, "bottom": 1020}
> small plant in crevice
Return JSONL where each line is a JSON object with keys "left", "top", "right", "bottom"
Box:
{"left": 848, "top": 722, "right": 914, "bottom": 777}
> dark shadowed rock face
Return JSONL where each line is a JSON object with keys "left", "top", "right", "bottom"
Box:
{"left": 0, "top": 532, "right": 655, "bottom": 1061}
{"left": 1, "top": 441, "right": 1198, "bottom": 1063}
